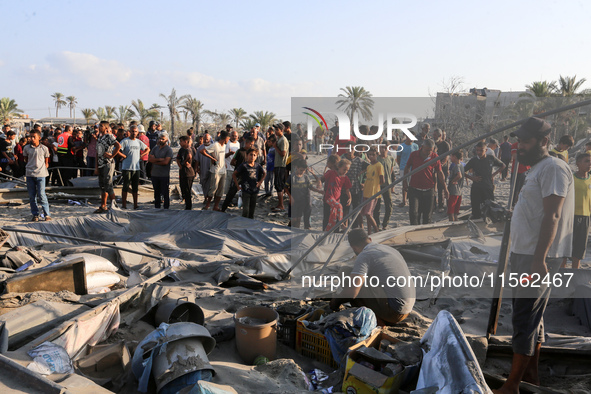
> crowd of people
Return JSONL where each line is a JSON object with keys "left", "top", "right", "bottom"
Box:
{"left": 1, "top": 119, "right": 590, "bottom": 262}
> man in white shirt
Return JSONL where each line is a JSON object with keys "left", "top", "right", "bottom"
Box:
{"left": 224, "top": 130, "right": 240, "bottom": 194}
{"left": 495, "top": 117, "right": 574, "bottom": 394}
{"left": 199, "top": 130, "right": 231, "bottom": 210}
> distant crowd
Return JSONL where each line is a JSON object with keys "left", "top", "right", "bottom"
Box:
{"left": 1, "top": 119, "right": 590, "bottom": 270}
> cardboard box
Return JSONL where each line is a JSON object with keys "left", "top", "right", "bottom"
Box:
{"left": 342, "top": 331, "right": 407, "bottom": 394}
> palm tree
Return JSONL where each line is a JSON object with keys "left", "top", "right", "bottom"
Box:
{"left": 218, "top": 113, "right": 232, "bottom": 128}
{"left": 116, "top": 105, "right": 135, "bottom": 124}
{"left": 159, "top": 88, "right": 189, "bottom": 139}
{"left": 229, "top": 108, "right": 247, "bottom": 129}
{"left": 51, "top": 92, "right": 67, "bottom": 117}
{"left": 180, "top": 96, "right": 205, "bottom": 132}
{"left": 336, "top": 86, "right": 374, "bottom": 128}
{"left": 558, "top": 75, "right": 587, "bottom": 97}
{"left": 0, "top": 97, "right": 23, "bottom": 122}
{"left": 240, "top": 118, "right": 258, "bottom": 131}
{"left": 524, "top": 81, "right": 557, "bottom": 97}
{"left": 249, "top": 111, "right": 276, "bottom": 131}
{"left": 92, "top": 107, "right": 111, "bottom": 122}
{"left": 131, "top": 99, "right": 159, "bottom": 127}
{"left": 66, "top": 96, "right": 78, "bottom": 118}
{"left": 105, "top": 106, "right": 117, "bottom": 122}
{"left": 81, "top": 108, "right": 94, "bottom": 126}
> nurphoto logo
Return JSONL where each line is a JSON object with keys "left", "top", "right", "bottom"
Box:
{"left": 302, "top": 106, "right": 418, "bottom": 153}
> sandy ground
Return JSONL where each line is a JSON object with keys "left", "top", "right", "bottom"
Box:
{"left": 1, "top": 150, "right": 591, "bottom": 393}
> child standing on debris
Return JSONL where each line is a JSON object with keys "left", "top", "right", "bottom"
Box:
{"left": 177, "top": 136, "right": 196, "bottom": 210}
{"left": 447, "top": 150, "right": 465, "bottom": 222}
{"left": 23, "top": 129, "right": 51, "bottom": 221}
{"left": 361, "top": 148, "right": 384, "bottom": 235}
{"left": 322, "top": 159, "right": 352, "bottom": 232}
{"left": 286, "top": 159, "right": 322, "bottom": 229}
{"left": 233, "top": 148, "right": 265, "bottom": 219}
{"left": 563, "top": 153, "right": 591, "bottom": 269}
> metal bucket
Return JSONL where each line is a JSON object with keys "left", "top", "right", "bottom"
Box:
{"left": 131, "top": 323, "right": 215, "bottom": 393}
{"left": 155, "top": 299, "right": 205, "bottom": 326}
{"left": 152, "top": 337, "right": 214, "bottom": 392}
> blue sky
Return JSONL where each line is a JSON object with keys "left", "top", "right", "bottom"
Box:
{"left": 1, "top": 0, "right": 589, "bottom": 121}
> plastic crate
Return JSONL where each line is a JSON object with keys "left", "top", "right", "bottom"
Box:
{"left": 277, "top": 316, "right": 297, "bottom": 348}
{"left": 295, "top": 309, "right": 338, "bottom": 368}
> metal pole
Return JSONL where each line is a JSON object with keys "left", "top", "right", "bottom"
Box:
{"left": 0, "top": 173, "right": 27, "bottom": 185}
{"left": 2, "top": 227, "right": 156, "bottom": 258}
{"left": 302, "top": 208, "right": 362, "bottom": 298}
{"left": 281, "top": 98, "right": 591, "bottom": 280}
{"left": 487, "top": 160, "right": 521, "bottom": 337}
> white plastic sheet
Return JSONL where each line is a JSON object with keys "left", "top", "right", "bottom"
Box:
{"left": 415, "top": 310, "right": 491, "bottom": 394}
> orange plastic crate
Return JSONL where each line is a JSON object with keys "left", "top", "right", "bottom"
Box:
{"left": 295, "top": 309, "right": 338, "bottom": 368}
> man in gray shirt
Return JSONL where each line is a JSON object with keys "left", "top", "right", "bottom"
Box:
{"left": 330, "top": 229, "right": 415, "bottom": 325}
{"left": 496, "top": 117, "right": 574, "bottom": 394}
{"left": 23, "top": 129, "right": 51, "bottom": 221}
{"left": 148, "top": 134, "right": 173, "bottom": 209}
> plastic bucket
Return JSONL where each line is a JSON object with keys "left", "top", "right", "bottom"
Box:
{"left": 234, "top": 306, "right": 278, "bottom": 364}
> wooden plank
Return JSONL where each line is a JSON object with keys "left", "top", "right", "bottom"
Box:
{"left": 4, "top": 257, "right": 87, "bottom": 295}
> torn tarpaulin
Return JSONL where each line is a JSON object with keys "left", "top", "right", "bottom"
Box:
{"left": 51, "top": 300, "right": 120, "bottom": 358}
{"left": 416, "top": 310, "right": 491, "bottom": 393}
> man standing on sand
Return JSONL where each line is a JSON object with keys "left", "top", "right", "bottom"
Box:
{"left": 404, "top": 139, "right": 448, "bottom": 225}
{"left": 494, "top": 117, "right": 574, "bottom": 394}
{"left": 145, "top": 121, "right": 160, "bottom": 178}
{"left": 94, "top": 121, "right": 121, "bottom": 213}
{"left": 272, "top": 123, "right": 289, "bottom": 212}
{"left": 397, "top": 135, "right": 419, "bottom": 207}
{"left": 24, "top": 129, "right": 51, "bottom": 221}
{"left": 434, "top": 128, "right": 450, "bottom": 212}
{"left": 224, "top": 130, "right": 240, "bottom": 194}
{"left": 415, "top": 123, "right": 430, "bottom": 146}
{"left": 119, "top": 124, "right": 149, "bottom": 209}
{"left": 149, "top": 134, "right": 174, "bottom": 209}
{"left": 200, "top": 130, "right": 231, "bottom": 211}
{"left": 464, "top": 141, "right": 505, "bottom": 220}
{"left": 197, "top": 133, "right": 213, "bottom": 199}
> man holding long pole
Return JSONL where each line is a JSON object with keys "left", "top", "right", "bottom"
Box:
{"left": 494, "top": 117, "right": 574, "bottom": 394}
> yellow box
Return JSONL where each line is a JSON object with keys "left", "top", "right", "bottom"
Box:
{"left": 342, "top": 331, "right": 405, "bottom": 394}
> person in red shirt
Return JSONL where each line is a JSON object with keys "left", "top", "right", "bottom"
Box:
{"left": 510, "top": 141, "right": 530, "bottom": 206}
{"left": 404, "top": 139, "right": 448, "bottom": 225}
{"left": 323, "top": 159, "right": 352, "bottom": 231}
{"left": 137, "top": 123, "right": 150, "bottom": 183}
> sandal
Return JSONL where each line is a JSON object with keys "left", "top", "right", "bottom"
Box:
{"left": 93, "top": 207, "right": 108, "bottom": 214}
